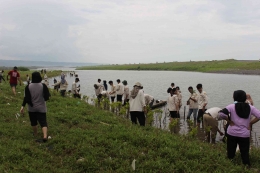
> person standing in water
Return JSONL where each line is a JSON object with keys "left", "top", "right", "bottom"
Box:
{"left": 108, "top": 81, "right": 116, "bottom": 103}
{"left": 20, "top": 72, "right": 50, "bottom": 143}
{"left": 196, "top": 83, "right": 208, "bottom": 128}
{"left": 116, "top": 79, "right": 124, "bottom": 102}
{"left": 186, "top": 86, "right": 198, "bottom": 122}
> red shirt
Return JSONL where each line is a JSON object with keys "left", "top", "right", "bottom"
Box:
{"left": 8, "top": 70, "right": 20, "bottom": 84}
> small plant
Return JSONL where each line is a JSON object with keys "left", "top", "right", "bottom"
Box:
{"left": 169, "top": 119, "right": 179, "bottom": 134}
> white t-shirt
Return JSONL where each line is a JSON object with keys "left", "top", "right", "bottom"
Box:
{"left": 205, "top": 107, "right": 221, "bottom": 120}
{"left": 116, "top": 83, "right": 124, "bottom": 95}
{"left": 123, "top": 85, "right": 130, "bottom": 100}
{"left": 198, "top": 91, "right": 208, "bottom": 109}
{"left": 167, "top": 94, "right": 179, "bottom": 111}
{"left": 129, "top": 90, "right": 145, "bottom": 112}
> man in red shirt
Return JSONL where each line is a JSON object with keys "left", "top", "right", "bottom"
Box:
{"left": 7, "top": 66, "right": 22, "bottom": 96}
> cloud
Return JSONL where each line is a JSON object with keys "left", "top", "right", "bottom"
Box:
{"left": 0, "top": 0, "right": 260, "bottom": 63}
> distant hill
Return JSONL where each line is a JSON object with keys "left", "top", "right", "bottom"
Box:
{"left": 0, "top": 59, "right": 101, "bottom": 68}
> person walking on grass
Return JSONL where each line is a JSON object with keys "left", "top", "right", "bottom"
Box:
{"left": 72, "top": 77, "right": 80, "bottom": 98}
{"left": 196, "top": 83, "right": 208, "bottom": 128}
{"left": 116, "top": 79, "right": 124, "bottom": 102}
{"left": 26, "top": 74, "right": 30, "bottom": 85}
{"left": 0, "top": 70, "right": 5, "bottom": 83}
{"left": 186, "top": 86, "right": 198, "bottom": 122}
{"left": 20, "top": 72, "right": 50, "bottom": 143}
{"left": 203, "top": 107, "right": 224, "bottom": 144}
{"left": 219, "top": 90, "right": 260, "bottom": 167}
{"left": 53, "top": 74, "right": 68, "bottom": 97}
{"left": 7, "top": 66, "right": 22, "bottom": 96}
{"left": 108, "top": 80, "right": 116, "bottom": 103}
{"left": 129, "top": 82, "right": 147, "bottom": 126}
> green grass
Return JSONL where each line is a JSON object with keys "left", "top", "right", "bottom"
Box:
{"left": 77, "top": 59, "right": 260, "bottom": 73}
{"left": 0, "top": 81, "right": 260, "bottom": 172}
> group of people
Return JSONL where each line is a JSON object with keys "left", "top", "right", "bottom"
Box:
{"left": 93, "top": 79, "right": 154, "bottom": 126}
{"left": 3, "top": 67, "right": 260, "bottom": 167}
{"left": 166, "top": 82, "right": 260, "bottom": 167}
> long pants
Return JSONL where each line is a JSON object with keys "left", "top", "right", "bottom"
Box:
{"left": 203, "top": 114, "right": 218, "bottom": 141}
{"left": 187, "top": 108, "right": 198, "bottom": 121}
{"left": 197, "top": 109, "right": 206, "bottom": 123}
{"left": 227, "top": 134, "right": 250, "bottom": 166}
{"left": 117, "top": 95, "right": 123, "bottom": 102}
{"left": 60, "top": 90, "right": 66, "bottom": 97}
{"left": 130, "top": 111, "right": 145, "bottom": 126}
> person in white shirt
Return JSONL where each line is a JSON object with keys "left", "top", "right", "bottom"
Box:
{"left": 196, "top": 83, "right": 208, "bottom": 128}
{"left": 129, "top": 82, "right": 147, "bottom": 126}
{"left": 122, "top": 80, "right": 129, "bottom": 106}
{"left": 167, "top": 88, "right": 180, "bottom": 122}
{"left": 186, "top": 86, "right": 198, "bottom": 122}
{"left": 108, "top": 81, "right": 116, "bottom": 103}
{"left": 176, "top": 86, "right": 182, "bottom": 118}
{"left": 94, "top": 84, "right": 103, "bottom": 100}
{"left": 97, "top": 78, "right": 104, "bottom": 91}
{"left": 116, "top": 79, "right": 124, "bottom": 102}
{"left": 144, "top": 94, "right": 154, "bottom": 108}
{"left": 53, "top": 74, "right": 68, "bottom": 97}
{"left": 203, "top": 107, "right": 224, "bottom": 143}
{"left": 72, "top": 78, "right": 80, "bottom": 98}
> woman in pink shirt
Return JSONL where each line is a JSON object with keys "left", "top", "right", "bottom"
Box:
{"left": 219, "top": 90, "right": 260, "bottom": 167}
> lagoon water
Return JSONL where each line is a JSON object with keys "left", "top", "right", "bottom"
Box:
{"left": 47, "top": 69, "right": 260, "bottom": 145}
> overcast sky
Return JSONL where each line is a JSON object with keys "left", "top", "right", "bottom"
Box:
{"left": 0, "top": 0, "right": 260, "bottom": 64}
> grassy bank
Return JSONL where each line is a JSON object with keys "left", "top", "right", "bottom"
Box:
{"left": 0, "top": 82, "right": 260, "bottom": 172}
{"left": 77, "top": 59, "right": 260, "bottom": 73}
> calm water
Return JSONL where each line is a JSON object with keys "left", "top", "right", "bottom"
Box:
{"left": 47, "top": 70, "right": 260, "bottom": 145}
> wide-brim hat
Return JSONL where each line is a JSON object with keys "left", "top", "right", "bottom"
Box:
{"left": 133, "top": 82, "right": 142, "bottom": 87}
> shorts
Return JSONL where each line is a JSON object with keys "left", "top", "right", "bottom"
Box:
{"left": 29, "top": 112, "right": 48, "bottom": 127}
{"left": 10, "top": 84, "right": 17, "bottom": 88}
{"left": 170, "top": 111, "right": 178, "bottom": 118}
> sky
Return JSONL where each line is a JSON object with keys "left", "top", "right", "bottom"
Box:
{"left": 0, "top": 0, "right": 260, "bottom": 64}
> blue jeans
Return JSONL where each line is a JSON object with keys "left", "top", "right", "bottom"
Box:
{"left": 187, "top": 108, "right": 198, "bottom": 121}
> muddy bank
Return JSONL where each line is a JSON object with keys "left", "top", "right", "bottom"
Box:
{"left": 210, "top": 69, "right": 260, "bottom": 75}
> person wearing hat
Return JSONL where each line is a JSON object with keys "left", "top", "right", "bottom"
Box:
{"left": 52, "top": 74, "right": 68, "bottom": 97}
{"left": 219, "top": 90, "right": 260, "bottom": 167}
{"left": 122, "top": 80, "right": 129, "bottom": 106}
{"left": 129, "top": 82, "right": 146, "bottom": 126}
{"left": 108, "top": 81, "right": 116, "bottom": 102}
{"left": 7, "top": 66, "right": 22, "bottom": 96}
{"left": 20, "top": 71, "right": 50, "bottom": 143}
{"left": 116, "top": 79, "right": 124, "bottom": 102}
{"left": 72, "top": 78, "right": 80, "bottom": 98}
